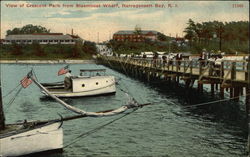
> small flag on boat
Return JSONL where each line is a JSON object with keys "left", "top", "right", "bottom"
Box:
{"left": 58, "top": 65, "right": 69, "bottom": 76}
{"left": 20, "top": 76, "right": 32, "bottom": 88}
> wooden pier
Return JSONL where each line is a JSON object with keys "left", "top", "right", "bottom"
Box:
{"left": 97, "top": 55, "right": 250, "bottom": 153}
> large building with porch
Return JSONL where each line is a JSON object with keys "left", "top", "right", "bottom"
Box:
{"left": 2, "top": 33, "right": 82, "bottom": 45}
{"left": 113, "top": 30, "right": 159, "bottom": 42}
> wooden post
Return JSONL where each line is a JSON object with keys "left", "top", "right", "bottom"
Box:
{"left": 215, "top": 84, "right": 218, "bottom": 90}
{"left": 220, "top": 84, "right": 224, "bottom": 99}
{"left": 231, "top": 62, "right": 236, "bottom": 80}
{"left": 234, "top": 87, "right": 240, "bottom": 101}
{"left": 190, "top": 60, "right": 193, "bottom": 74}
{"left": 177, "top": 76, "right": 180, "bottom": 84}
{"left": 230, "top": 88, "right": 234, "bottom": 98}
{"left": 200, "top": 83, "right": 203, "bottom": 93}
{"left": 220, "top": 62, "right": 224, "bottom": 79}
{"left": 211, "top": 83, "right": 214, "bottom": 96}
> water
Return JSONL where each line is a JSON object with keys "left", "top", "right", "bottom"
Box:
{"left": 0, "top": 63, "right": 247, "bottom": 157}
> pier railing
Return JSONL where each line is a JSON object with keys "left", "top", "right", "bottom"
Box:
{"left": 101, "top": 56, "right": 249, "bottom": 85}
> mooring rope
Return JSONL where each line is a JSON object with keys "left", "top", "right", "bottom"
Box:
{"left": 64, "top": 108, "right": 138, "bottom": 148}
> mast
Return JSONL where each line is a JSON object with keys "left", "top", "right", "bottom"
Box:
{"left": 0, "top": 68, "right": 5, "bottom": 130}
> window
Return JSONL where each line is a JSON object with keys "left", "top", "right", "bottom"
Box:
{"left": 43, "top": 40, "right": 47, "bottom": 42}
{"left": 49, "top": 40, "right": 53, "bottom": 42}
{"left": 82, "top": 84, "right": 85, "bottom": 87}
{"left": 54, "top": 40, "right": 58, "bottom": 42}
{"left": 60, "top": 40, "right": 64, "bottom": 42}
{"left": 96, "top": 82, "right": 99, "bottom": 85}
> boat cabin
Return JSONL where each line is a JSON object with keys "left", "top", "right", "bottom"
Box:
{"left": 79, "top": 69, "right": 106, "bottom": 77}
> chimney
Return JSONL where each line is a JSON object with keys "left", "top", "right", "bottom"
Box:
{"left": 71, "top": 29, "right": 74, "bottom": 35}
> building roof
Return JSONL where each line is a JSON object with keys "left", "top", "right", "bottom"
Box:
{"left": 114, "top": 30, "right": 158, "bottom": 35}
{"left": 5, "top": 34, "right": 75, "bottom": 40}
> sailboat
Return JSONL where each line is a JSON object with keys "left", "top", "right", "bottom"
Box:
{"left": 0, "top": 70, "right": 150, "bottom": 157}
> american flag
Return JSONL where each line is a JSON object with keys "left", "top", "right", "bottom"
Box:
{"left": 58, "top": 65, "right": 69, "bottom": 76}
{"left": 20, "top": 76, "right": 32, "bottom": 88}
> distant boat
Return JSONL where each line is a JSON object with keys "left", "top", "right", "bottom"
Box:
{"left": 0, "top": 70, "right": 148, "bottom": 157}
{"left": 41, "top": 69, "right": 116, "bottom": 97}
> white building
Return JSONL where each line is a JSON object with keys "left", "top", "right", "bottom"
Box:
{"left": 2, "top": 33, "right": 82, "bottom": 45}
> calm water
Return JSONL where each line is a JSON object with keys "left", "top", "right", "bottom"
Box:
{"left": 0, "top": 63, "right": 247, "bottom": 157}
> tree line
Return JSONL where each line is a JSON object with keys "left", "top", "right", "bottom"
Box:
{"left": 184, "top": 19, "right": 249, "bottom": 53}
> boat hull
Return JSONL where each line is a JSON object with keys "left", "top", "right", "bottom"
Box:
{"left": 0, "top": 122, "right": 63, "bottom": 157}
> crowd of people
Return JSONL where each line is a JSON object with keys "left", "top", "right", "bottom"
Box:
{"left": 199, "top": 49, "right": 225, "bottom": 76}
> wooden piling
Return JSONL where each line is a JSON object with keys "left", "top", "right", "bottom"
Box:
{"left": 211, "top": 83, "right": 214, "bottom": 96}
{"left": 220, "top": 84, "right": 224, "bottom": 99}
{"left": 233, "top": 87, "right": 240, "bottom": 101}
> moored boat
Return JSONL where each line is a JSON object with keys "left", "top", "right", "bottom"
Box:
{"left": 41, "top": 68, "right": 116, "bottom": 97}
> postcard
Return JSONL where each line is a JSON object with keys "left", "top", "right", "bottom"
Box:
{"left": 0, "top": 1, "right": 249, "bottom": 157}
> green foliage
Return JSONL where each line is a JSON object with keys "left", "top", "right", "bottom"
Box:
{"left": 183, "top": 19, "right": 249, "bottom": 53}
{"left": 106, "top": 39, "right": 172, "bottom": 54}
{"left": 0, "top": 43, "right": 93, "bottom": 60}
{"left": 83, "top": 41, "right": 97, "bottom": 54}
{"left": 7, "top": 24, "right": 50, "bottom": 35}
{"left": 157, "top": 32, "right": 168, "bottom": 41}
{"left": 11, "top": 42, "right": 23, "bottom": 55}
{"left": 32, "top": 42, "right": 45, "bottom": 56}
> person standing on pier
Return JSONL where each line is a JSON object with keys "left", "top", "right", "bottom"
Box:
{"left": 199, "top": 48, "right": 207, "bottom": 67}
{"left": 214, "top": 55, "right": 224, "bottom": 76}
{"left": 176, "top": 53, "right": 183, "bottom": 70}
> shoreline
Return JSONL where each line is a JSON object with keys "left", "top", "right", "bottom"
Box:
{"left": 0, "top": 59, "right": 95, "bottom": 64}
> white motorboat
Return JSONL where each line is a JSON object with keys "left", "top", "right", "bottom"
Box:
{"left": 41, "top": 69, "right": 116, "bottom": 97}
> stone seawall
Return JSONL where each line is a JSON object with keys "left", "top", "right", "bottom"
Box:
{"left": 0, "top": 60, "right": 95, "bottom": 64}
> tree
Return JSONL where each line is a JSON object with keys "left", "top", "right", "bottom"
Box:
{"left": 157, "top": 32, "right": 168, "bottom": 41}
{"left": 134, "top": 25, "right": 142, "bottom": 35}
{"left": 71, "top": 42, "right": 82, "bottom": 57}
{"left": 32, "top": 41, "right": 45, "bottom": 56}
{"left": 11, "top": 42, "right": 23, "bottom": 55}
{"left": 7, "top": 24, "right": 50, "bottom": 35}
{"left": 83, "top": 41, "right": 97, "bottom": 54}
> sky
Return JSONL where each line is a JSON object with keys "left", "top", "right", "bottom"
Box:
{"left": 1, "top": 1, "right": 249, "bottom": 42}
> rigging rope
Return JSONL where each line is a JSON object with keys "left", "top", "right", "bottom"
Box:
{"left": 5, "top": 86, "right": 23, "bottom": 112}
{"left": 2, "top": 83, "right": 21, "bottom": 98}
{"left": 64, "top": 108, "right": 138, "bottom": 148}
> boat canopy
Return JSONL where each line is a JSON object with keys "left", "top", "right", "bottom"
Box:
{"left": 80, "top": 69, "right": 106, "bottom": 77}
